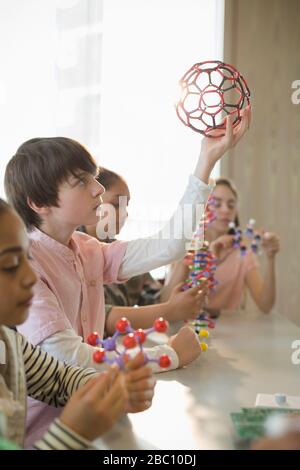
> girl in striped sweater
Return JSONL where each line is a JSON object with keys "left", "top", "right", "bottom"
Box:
{"left": 0, "top": 199, "right": 155, "bottom": 450}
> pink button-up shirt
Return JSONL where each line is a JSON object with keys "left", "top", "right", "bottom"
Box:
{"left": 18, "top": 228, "right": 128, "bottom": 345}
{"left": 208, "top": 249, "right": 258, "bottom": 310}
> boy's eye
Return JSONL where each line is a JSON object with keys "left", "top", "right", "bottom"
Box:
{"left": 78, "top": 178, "right": 87, "bottom": 186}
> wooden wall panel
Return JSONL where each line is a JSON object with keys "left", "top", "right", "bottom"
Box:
{"left": 223, "top": 0, "right": 300, "bottom": 324}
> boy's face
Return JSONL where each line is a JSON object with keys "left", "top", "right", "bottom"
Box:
{"left": 51, "top": 171, "right": 105, "bottom": 228}
{"left": 0, "top": 210, "right": 37, "bottom": 327}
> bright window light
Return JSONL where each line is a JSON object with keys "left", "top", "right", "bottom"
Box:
{"left": 99, "top": 0, "right": 224, "bottom": 242}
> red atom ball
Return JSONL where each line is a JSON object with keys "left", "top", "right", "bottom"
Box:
{"left": 93, "top": 349, "right": 106, "bottom": 363}
{"left": 123, "top": 333, "right": 137, "bottom": 349}
{"left": 159, "top": 355, "right": 171, "bottom": 368}
{"left": 154, "top": 317, "right": 168, "bottom": 333}
{"left": 87, "top": 332, "right": 99, "bottom": 346}
{"left": 116, "top": 317, "right": 130, "bottom": 333}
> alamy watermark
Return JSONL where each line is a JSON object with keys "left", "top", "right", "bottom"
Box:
{"left": 291, "top": 80, "right": 300, "bottom": 104}
{"left": 291, "top": 340, "right": 300, "bottom": 365}
{"left": 95, "top": 198, "right": 205, "bottom": 246}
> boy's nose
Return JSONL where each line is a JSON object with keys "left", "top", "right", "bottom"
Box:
{"left": 94, "top": 181, "right": 105, "bottom": 196}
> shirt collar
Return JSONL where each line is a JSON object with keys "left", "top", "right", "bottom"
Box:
{"left": 29, "top": 227, "right": 80, "bottom": 262}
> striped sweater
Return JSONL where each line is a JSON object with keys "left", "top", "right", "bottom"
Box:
{"left": 0, "top": 325, "right": 98, "bottom": 450}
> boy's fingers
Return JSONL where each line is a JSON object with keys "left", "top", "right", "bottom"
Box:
{"left": 247, "top": 105, "right": 252, "bottom": 128}
{"left": 234, "top": 108, "right": 248, "bottom": 141}
{"left": 225, "top": 114, "right": 233, "bottom": 143}
{"left": 188, "top": 284, "right": 208, "bottom": 296}
{"left": 241, "top": 108, "right": 249, "bottom": 134}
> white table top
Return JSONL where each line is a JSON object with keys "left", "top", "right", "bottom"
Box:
{"left": 96, "top": 311, "right": 300, "bottom": 450}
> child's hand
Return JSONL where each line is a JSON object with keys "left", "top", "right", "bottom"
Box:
{"left": 59, "top": 367, "right": 127, "bottom": 441}
{"left": 261, "top": 232, "right": 280, "bottom": 259}
{"left": 167, "top": 282, "right": 208, "bottom": 322}
{"left": 210, "top": 234, "right": 234, "bottom": 259}
{"left": 124, "top": 352, "right": 156, "bottom": 413}
{"left": 195, "top": 106, "right": 251, "bottom": 184}
{"left": 168, "top": 325, "right": 202, "bottom": 368}
{"left": 201, "top": 106, "right": 251, "bottom": 165}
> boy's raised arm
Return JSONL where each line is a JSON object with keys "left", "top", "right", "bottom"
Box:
{"left": 120, "top": 107, "right": 251, "bottom": 279}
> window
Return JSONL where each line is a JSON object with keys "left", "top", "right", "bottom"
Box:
{"left": 0, "top": 0, "right": 224, "bottom": 240}
{"left": 99, "top": 0, "right": 224, "bottom": 241}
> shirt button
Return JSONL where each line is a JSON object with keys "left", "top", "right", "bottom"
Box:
{"left": 89, "top": 280, "right": 96, "bottom": 287}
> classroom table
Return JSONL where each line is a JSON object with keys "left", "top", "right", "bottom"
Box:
{"left": 95, "top": 310, "right": 300, "bottom": 450}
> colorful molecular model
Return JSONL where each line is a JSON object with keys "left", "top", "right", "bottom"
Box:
{"left": 191, "top": 314, "right": 215, "bottom": 332}
{"left": 228, "top": 219, "right": 262, "bottom": 256}
{"left": 182, "top": 196, "right": 218, "bottom": 336}
{"left": 87, "top": 317, "right": 173, "bottom": 370}
{"left": 176, "top": 60, "right": 250, "bottom": 137}
{"left": 183, "top": 196, "right": 218, "bottom": 292}
{"left": 183, "top": 242, "right": 218, "bottom": 292}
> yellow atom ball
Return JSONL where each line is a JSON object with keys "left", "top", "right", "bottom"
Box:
{"left": 199, "top": 329, "right": 209, "bottom": 338}
{"left": 200, "top": 342, "right": 208, "bottom": 352}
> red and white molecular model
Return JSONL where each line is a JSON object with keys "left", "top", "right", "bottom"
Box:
{"left": 87, "top": 317, "right": 172, "bottom": 370}
{"left": 176, "top": 60, "right": 250, "bottom": 137}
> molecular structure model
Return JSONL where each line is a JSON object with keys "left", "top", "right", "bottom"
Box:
{"left": 183, "top": 196, "right": 218, "bottom": 292}
{"left": 88, "top": 317, "right": 171, "bottom": 370}
{"left": 228, "top": 219, "right": 262, "bottom": 256}
{"left": 176, "top": 60, "right": 250, "bottom": 137}
{"left": 183, "top": 196, "right": 218, "bottom": 333}
{"left": 191, "top": 313, "right": 215, "bottom": 333}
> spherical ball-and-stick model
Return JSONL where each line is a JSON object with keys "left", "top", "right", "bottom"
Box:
{"left": 176, "top": 60, "right": 250, "bottom": 137}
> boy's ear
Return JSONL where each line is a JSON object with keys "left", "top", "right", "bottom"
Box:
{"left": 27, "top": 197, "right": 50, "bottom": 215}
